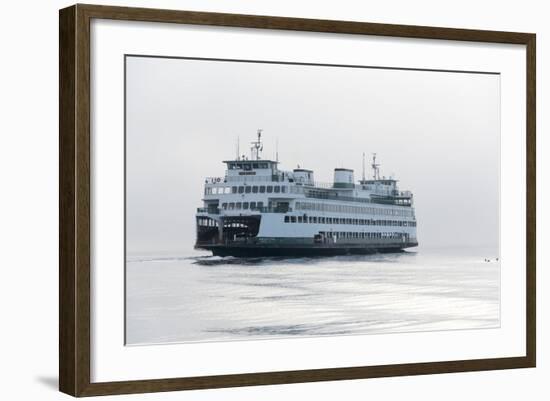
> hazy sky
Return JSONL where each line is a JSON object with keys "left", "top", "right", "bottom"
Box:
{"left": 126, "top": 56, "right": 500, "bottom": 254}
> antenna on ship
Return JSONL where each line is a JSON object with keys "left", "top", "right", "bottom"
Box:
{"left": 236, "top": 136, "right": 240, "bottom": 160}
{"left": 362, "top": 152, "right": 366, "bottom": 182}
{"left": 276, "top": 138, "right": 279, "bottom": 163}
{"left": 372, "top": 153, "right": 380, "bottom": 180}
{"left": 250, "top": 129, "right": 263, "bottom": 160}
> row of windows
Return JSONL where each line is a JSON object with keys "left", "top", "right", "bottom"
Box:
{"left": 197, "top": 217, "right": 218, "bottom": 227}
{"left": 227, "top": 162, "right": 270, "bottom": 170}
{"left": 284, "top": 215, "right": 416, "bottom": 227}
{"left": 295, "top": 201, "right": 412, "bottom": 217}
{"left": 321, "top": 231, "right": 409, "bottom": 240}
{"left": 221, "top": 201, "right": 265, "bottom": 211}
{"left": 205, "top": 185, "right": 287, "bottom": 195}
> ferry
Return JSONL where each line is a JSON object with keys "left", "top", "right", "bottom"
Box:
{"left": 195, "top": 131, "right": 418, "bottom": 257}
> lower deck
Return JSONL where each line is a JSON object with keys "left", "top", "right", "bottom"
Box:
{"left": 196, "top": 213, "right": 418, "bottom": 257}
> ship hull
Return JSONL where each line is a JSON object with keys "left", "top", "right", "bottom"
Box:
{"left": 196, "top": 240, "right": 418, "bottom": 257}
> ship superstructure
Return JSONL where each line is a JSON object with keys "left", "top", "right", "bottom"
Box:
{"left": 195, "top": 131, "right": 418, "bottom": 256}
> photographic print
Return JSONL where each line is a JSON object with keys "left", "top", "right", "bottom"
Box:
{"left": 125, "top": 55, "right": 500, "bottom": 345}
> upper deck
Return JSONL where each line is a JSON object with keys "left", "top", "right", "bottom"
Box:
{"left": 201, "top": 130, "right": 414, "bottom": 208}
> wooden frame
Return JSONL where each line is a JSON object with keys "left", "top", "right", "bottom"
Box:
{"left": 59, "top": 3, "right": 536, "bottom": 397}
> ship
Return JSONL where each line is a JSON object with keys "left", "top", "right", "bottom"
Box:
{"left": 195, "top": 130, "right": 418, "bottom": 257}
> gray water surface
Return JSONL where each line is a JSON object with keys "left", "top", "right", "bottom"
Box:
{"left": 125, "top": 246, "right": 500, "bottom": 345}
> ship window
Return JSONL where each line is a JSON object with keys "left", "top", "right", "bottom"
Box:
{"left": 321, "top": 217, "right": 325, "bottom": 224}
{"left": 327, "top": 218, "right": 332, "bottom": 224}
{"left": 308, "top": 216, "right": 313, "bottom": 223}
{"left": 250, "top": 202, "right": 256, "bottom": 209}
{"left": 285, "top": 216, "right": 290, "bottom": 223}
{"left": 298, "top": 216, "right": 303, "bottom": 223}
{"left": 313, "top": 217, "right": 318, "bottom": 223}
{"left": 257, "top": 201, "right": 264, "bottom": 209}
{"left": 243, "top": 202, "right": 249, "bottom": 209}
{"left": 290, "top": 216, "right": 296, "bottom": 223}
{"left": 232, "top": 186, "right": 237, "bottom": 194}
{"left": 260, "top": 163, "right": 268, "bottom": 169}
{"left": 236, "top": 202, "right": 242, "bottom": 209}
{"left": 222, "top": 203, "right": 227, "bottom": 210}
{"left": 252, "top": 186, "right": 258, "bottom": 193}
{"left": 243, "top": 164, "right": 252, "bottom": 171}
{"left": 281, "top": 186, "right": 287, "bottom": 193}
{"left": 229, "top": 202, "right": 235, "bottom": 210}
{"left": 260, "top": 186, "right": 266, "bottom": 193}
{"left": 245, "top": 186, "right": 252, "bottom": 193}
{"left": 267, "top": 186, "right": 273, "bottom": 193}
{"left": 274, "top": 186, "right": 280, "bottom": 193}
{"left": 252, "top": 163, "right": 259, "bottom": 169}
{"left": 238, "top": 186, "right": 244, "bottom": 194}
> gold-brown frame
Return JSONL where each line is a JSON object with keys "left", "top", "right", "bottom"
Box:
{"left": 59, "top": 3, "right": 536, "bottom": 397}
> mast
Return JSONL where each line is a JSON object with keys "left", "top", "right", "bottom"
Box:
{"left": 362, "top": 152, "right": 366, "bottom": 182}
{"left": 372, "top": 153, "right": 380, "bottom": 180}
{"left": 250, "top": 129, "right": 263, "bottom": 160}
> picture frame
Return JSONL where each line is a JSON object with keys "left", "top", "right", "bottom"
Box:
{"left": 59, "top": 3, "right": 536, "bottom": 397}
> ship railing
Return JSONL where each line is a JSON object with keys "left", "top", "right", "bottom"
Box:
{"left": 196, "top": 207, "right": 220, "bottom": 214}
{"left": 198, "top": 206, "right": 292, "bottom": 214}
{"left": 304, "top": 189, "right": 372, "bottom": 204}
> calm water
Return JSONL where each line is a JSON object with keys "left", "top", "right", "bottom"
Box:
{"left": 125, "top": 246, "right": 500, "bottom": 345}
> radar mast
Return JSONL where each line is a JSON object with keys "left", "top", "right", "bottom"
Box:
{"left": 250, "top": 129, "right": 263, "bottom": 160}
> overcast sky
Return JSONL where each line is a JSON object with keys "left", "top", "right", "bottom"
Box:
{"left": 125, "top": 56, "right": 500, "bottom": 255}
